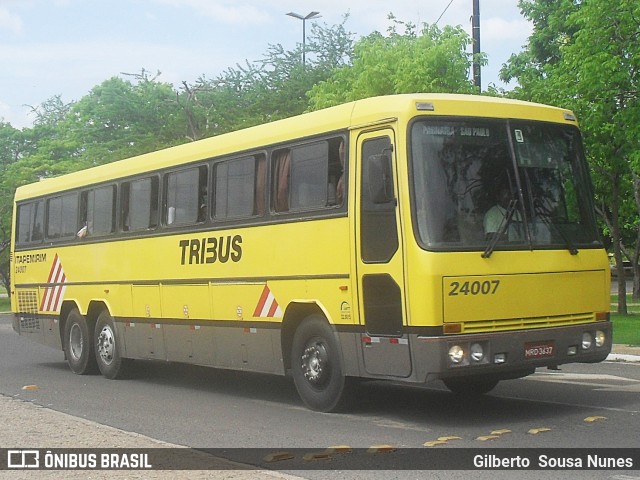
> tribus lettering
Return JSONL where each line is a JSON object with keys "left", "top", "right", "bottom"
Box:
{"left": 179, "top": 235, "right": 242, "bottom": 265}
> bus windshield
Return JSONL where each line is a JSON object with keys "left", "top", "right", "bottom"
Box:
{"left": 410, "top": 119, "right": 601, "bottom": 252}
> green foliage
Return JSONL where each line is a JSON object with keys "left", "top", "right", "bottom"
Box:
{"left": 610, "top": 313, "right": 640, "bottom": 346}
{"left": 500, "top": 0, "right": 581, "bottom": 100}
{"left": 68, "top": 71, "right": 185, "bottom": 164}
{"left": 0, "top": 121, "right": 25, "bottom": 292}
{"left": 308, "top": 16, "right": 480, "bottom": 110}
{"left": 553, "top": 0, "right": 640, "bottom": 276}
{"left": 178, "top": 16, "right": 355, "bottom": 139}
{"left": 0, "top": 296, "right": 9, "bottom": 312}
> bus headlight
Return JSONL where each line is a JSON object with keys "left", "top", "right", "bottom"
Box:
{"left": 595, "top": 330, "right": 606, "bottom": 348}
{"left": 470, "top": 343, "right": 484, "bottom": 362}
{"left": 448, "top": 345, "right": 465, "bottom": 364}
{"left": 581, "top": 332, "right": 593, "bottom": 350}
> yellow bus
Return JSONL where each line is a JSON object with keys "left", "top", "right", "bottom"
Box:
{"left": 10, "top": 93, "right": 611, "bottom": 412}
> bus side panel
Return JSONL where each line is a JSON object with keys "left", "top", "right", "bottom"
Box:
{"left": 162, "top": 323, "right": 205, "bottom": 365}
{"left": 41, "top": 317, "right": 62, "bottom": 349}
{"left": 337, "top": 331, "right": 365, "bottom": 377}
{"left": 128, "top": 322, "right": 165, "bottom": 360}
{"left": 213, "top": 324, "right": 281, "bottom": 374}
{"left": 161, "top": 284, "right": 211, "bottom": 321}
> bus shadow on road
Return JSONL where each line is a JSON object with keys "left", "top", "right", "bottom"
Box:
{"left": 123, "top": 359, "right": 302, "bottom": 407}
{"left": 109, "top": 359, "right": 606, "bottom": 425}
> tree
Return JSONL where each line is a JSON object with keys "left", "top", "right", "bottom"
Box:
{"left": 0, "top": 121, "right": 27, "bottom": 293}
{"left": 499, "top": 0, "right": 581, "bottom": 101}
{"left": 68, "top": 70, "right": 185, "bottom": 165}
{"left": 177, "top": 17, "right": 355, "bottom": 140}
{"left": 308, "top": 16, "right": 481, "bottom": 109}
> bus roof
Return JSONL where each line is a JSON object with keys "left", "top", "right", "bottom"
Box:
{"left": 14, "top": 93, "right": 577, "bottom": 201}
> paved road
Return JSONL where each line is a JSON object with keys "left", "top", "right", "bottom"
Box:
{"left": 1, "top": 313, "right": 639, "bottom": 479}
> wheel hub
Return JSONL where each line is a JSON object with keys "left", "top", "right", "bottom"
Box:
{"left": 69, "top": 324, "right": 83, "bottom": 361}
{"left": 301, "top": 342, "right": 329, "bottom": 385}
{"left": 97, "top": 325, "right": 115, "bottom": 365}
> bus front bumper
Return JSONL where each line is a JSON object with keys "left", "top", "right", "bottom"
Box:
{"left": 413, "top": 321, "right": 613, "bottom": 383}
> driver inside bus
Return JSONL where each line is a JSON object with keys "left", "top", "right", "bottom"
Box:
{"left": 483, "top": 185, "right": 522, "bottom": 241}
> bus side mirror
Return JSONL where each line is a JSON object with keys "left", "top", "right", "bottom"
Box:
{"left": 369, "top": 152, "right": 395, "bottom": 204}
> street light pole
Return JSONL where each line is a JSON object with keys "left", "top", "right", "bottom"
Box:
{"left": 472, "top": 0, "right": 481, "bottom": 91}
{"left": 286, "top": 11, "right": 321, "bottom": 66}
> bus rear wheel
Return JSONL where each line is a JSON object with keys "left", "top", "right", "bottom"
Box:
{"left": 291, "top": 315, "right": 350, "bottom": 412}
{"left": 63, "top": 308, "right": 98, "bottom": 375}
{"left": 95, "top": 310, "right": 129, "bottom": 379}
{"left": 443, "top": 377, "right": 499, "bottom": 396}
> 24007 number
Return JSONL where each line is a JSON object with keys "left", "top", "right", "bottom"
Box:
{"left": 448, "top": 280, "right": 500, "bottom": 296}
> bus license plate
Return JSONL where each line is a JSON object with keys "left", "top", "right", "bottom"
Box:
{"left": 524, "top": 341, "right": 555, "bottom": 359}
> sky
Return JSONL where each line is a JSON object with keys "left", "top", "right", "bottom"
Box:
{"left": 0, "top": 0, "right": 532, "bottom": 129}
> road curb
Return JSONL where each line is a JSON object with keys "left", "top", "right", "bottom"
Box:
{"left": 606, "top": 353, "right": 640, "bottom": 363}
{"left": 609, "top": 344, "right": 640, "bottom": 363}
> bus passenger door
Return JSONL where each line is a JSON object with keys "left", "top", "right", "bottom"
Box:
{"left": 355, "top": 129, "right": 411, "bottom": 377}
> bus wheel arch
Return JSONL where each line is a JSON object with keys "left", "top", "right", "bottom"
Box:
{"left": 86, "top": 300, "right": 110, "bottom": 327}
{"left": 61, "top": 301, "right": 98, "bottom": 375}
{"left": 288, "top": 312, "right": 351, "bottom": 412}
{"left": 59, "top": 300, "right": 79, "bottom": 348}
{"left": 281, "top": 302, "right": 328, "bottom": 372}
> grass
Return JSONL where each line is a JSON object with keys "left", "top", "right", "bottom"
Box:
{"left": 0, "top": 297, "right": 9, "bottom": 313}
{"left": 610, "top": 313, "right": 640, "bottom": 346}
{"left": 610, "top": 294, "right": 640, "bottom": 346}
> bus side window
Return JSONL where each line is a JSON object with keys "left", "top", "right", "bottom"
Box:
{"left": 46, "top": 193, "right": 78, "bottom": 240}
{"left": 329, "top": 138, "right": 346, "bottom": 206}
{"left": 16, "top": 204, "right": 31, "bottom": 244}
{"left": 121, "top": 177, "right": 159, "bottom": 232}
{"left": 164, "top": 166, "right": 208, "bottom": 226}
{"left": 214, "top": 154, "right": 266, "bottom": 220}
{"left": 271, "top": 136, "right": 346, "bottom": 213}
{"left": 254, "top": 155, "right": 267, "bottom": 216}
{"left": 79, "top": 185, "right": 116, "bottom": 238}
{"left": 272, "top": 148, "right": 291, "bottom": 212}
{"left": 290, "top": 142, "right": 329, "bottom": 211}
{"left": 16, "top": 201, "right": 43, "bottom": 245}
{"left": 120, "top": 183, "right": 131, "bottom": 232}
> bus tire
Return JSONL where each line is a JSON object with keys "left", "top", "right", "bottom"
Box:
{"left": 95, "top": 310, "right": 128, "bottom": 379}
{"left": 63, "top": 308, "right": 98, "bottom": 375}
{"left": 291, "top": 315, "right": 350, "bottom": 412}
{"left": 443, "top": 377, "right": 499, "bottom": 396}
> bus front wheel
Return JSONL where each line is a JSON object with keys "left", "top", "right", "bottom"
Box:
{"left": 95, "top": 311, "right": 129, "bottom": 379}
{"left": 63, "top": 308, "right": 98, "bottom": 375}
{"left": 291, "top": 316, "right": 350, "bottom": 412}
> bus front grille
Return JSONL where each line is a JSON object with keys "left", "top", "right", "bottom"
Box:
{"left": 459, "top": 312, "right": 596, "bottom": 334}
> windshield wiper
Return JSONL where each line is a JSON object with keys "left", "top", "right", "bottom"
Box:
{"left": 482, "top": 198, "right": 520, "bottom": 258}
{"left": 533, "top": 200, "right": 578, "bottom": 255}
